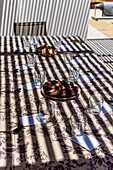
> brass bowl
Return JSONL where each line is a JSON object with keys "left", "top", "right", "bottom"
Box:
{"left": 41, "top": 83, "right": 81, "bottom": 101}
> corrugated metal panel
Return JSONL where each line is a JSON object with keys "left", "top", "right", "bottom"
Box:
{"left": 0, "top": 0, "right": 91, "bottom": 40}
{"left": 86, "top": 38, "right": 113, "bottom": 55}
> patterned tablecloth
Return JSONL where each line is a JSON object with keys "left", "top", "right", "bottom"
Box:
{"left": 0, "top": 35, "right": 113, "bottom": 170}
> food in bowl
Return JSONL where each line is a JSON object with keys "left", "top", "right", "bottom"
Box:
{"left": 36, "top": 44, "right": 57, "bottom": 57}
{"left": 43, "top": 79, "right": 79, "bottom": 98}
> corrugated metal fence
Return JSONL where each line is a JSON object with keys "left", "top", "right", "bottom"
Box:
{"left": 0, "top": 0, "right": 91, "bottom": 40}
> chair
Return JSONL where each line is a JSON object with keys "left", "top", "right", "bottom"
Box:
{"left": 14, "top": 21, "right": 47, "bottom": 36}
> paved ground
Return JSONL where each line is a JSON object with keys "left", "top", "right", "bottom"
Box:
{"left": 87, "top": 9, "right": 113, "bottom": 39}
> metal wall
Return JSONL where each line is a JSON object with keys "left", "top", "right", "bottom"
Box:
{"left": 0, "top": 0, "right": 91, "bottom": 40}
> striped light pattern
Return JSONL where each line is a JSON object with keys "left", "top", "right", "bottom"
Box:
{"left": 0, "top": 36, "right": 113, "bottom": 168}
{"left": 86, "top": 38, "right": 113, "bottom": 69}
{"left": 87, "top": 39, "right": 113, "bottom": 55}
{"left": 14, "top": 22, "right": 47, "bottom": 36}
{"left": 0, "top": 0, "right": 91, "bottom": 40}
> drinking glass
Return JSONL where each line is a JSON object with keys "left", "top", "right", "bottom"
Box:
{"left": 54, "top": 40, "right": 62, "bottom": 50}
{"left": 70, "top": 114, "right": 87, "bottom": 136}
{"left": 64, "top": 53, "right": 73, "bottom": 64}
{"left": 37, "top": 100, "right": 55, "bottom": 123}
{"left": 27, "top": 54, "right": 36, "bottom": 68}
{"left": 89, "top": 94, "right": 104, "bottom": 115}
{"left": 69, "top": 66, "right": 80, "bottom": 82}
{"left": 35, "top": 70, "right": 46, "bottom": 88}
{"left": 29, "top": 36, "right": 39, "bottom": 48}
{"left": 24, "top": 37, "right": 39, "bottom": 50}
{"left": 23, "top": 39, "right": 31, "bottom": 50}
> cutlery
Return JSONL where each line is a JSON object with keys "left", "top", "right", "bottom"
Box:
{"left": 0, "top": 61, "right": 15, "bottom": 65}
{"left": 59, "top": 50, "right": 93, "bottom": 55}
{"left": 10, "top": 125, "right": 23, "bottom": 134}
{"left": 0, "top": 126, "right": 23, "bottom": 134}
{"left": 0, "top": 131, "right": 11, "bottom": 134}
{"left": 0, "top": 69, "right": 19, "bottom": 73}
{"left": 0, "top": 88, "right": 21, "bottom": 93}
{"left": 0, "top": 49, "right": 93, "bottom": 56}
{"left": 87, "top": 69, "right": 110, "bottom": 73}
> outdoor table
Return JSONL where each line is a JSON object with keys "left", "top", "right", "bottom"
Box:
{"left": 0, "top": 35, "right": 113, "bottom": 170}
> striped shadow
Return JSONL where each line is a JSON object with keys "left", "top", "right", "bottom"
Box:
{"left": 0, "top": 0, "right": 90, "bottom": 41}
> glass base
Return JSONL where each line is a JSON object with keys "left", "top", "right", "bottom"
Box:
{"left": 89, "top": 108, "right": 100, "bottom": 115}
{"left": 35, "top": 82, "right": 42, "bottom": 88}
{"left": 36, "top": 113, "right": 51, "bottom": 124}
{"left": 28, "top": 64, "right": 35, "bottom": 68}
{"left": 71, "top": 130, "right": 84, "bottom": 136}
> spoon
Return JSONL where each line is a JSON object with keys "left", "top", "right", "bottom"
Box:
{"left": 0, "top": 125, "right": 23, "bottom": 134}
